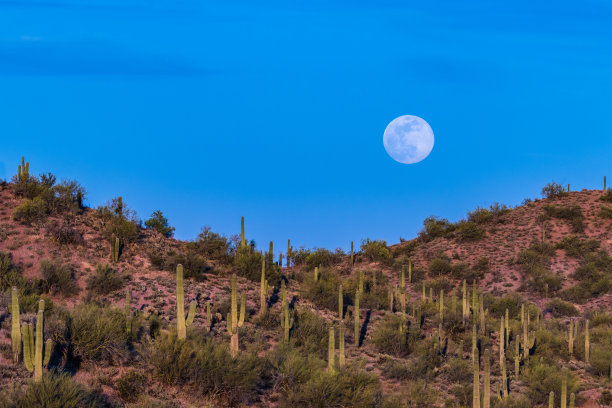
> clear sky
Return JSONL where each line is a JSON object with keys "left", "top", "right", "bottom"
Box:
{"left": 1, "top": 1, "right": 611, "bottom": 252}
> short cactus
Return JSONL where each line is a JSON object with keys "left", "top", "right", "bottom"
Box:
{"left": 280, "top": 296, "right": 294, "bottom": 343}
{"left": 11, "top": 287, "right": 20, "bottom": 364}
{"left": 176, "top": 264, "right": 196, "bottom": 340}
{"left": 111, "top": 235, "right": 120, "bottom": 262}
{"left": 22, "top": 300, "right": 52, "bottom": 382}
{"left": 227, "top": 274, "right": 245, "bottom": 357}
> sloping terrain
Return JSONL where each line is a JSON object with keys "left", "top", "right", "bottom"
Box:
{"left": 0, "top": 164, "right": 611, "bottom": 407}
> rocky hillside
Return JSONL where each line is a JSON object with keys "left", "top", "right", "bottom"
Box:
{"left": 0, "top": 161, "right": 611, "bottom": 407}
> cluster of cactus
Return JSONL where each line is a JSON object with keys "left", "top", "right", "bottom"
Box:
{"left": 23, "top": 300, "right": 53, "bottom": 382}
{"left": 280, "top": 280, "right": 294, "bottom": 343}
{"left": 227, "top": 274, "right": 245, "bottom": 357}
{"left": 17, "top": 156, "right": 29, "bottom": 183}
{"left": 547, "top": 369, "right": 575, "bottom": 408}
{"left": 176, "top": 264, "right": 196, "bottom": 340}
{"left": 111, "top": 235, "right": 120, "bottom": 262}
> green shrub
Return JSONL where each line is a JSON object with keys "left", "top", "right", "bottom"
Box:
{"left": 0, "top": 251, "right": 24, "bottom": 291}
{"left": 467, "top": 202, "right": 509, "bottom": 224}
{"left": 599, "top": 206, "right": 612, "bottom": 219}
{"left": 233, "top": 247, "right": 265, "bottom": 282}
{"left": 189, "top": 226, "right": 230, "bottom": 262}
{"left": 144, "top": 210, "right": 175, "bottom": 238}
{"left": 371, "top": 315, "right": 412, "bottom": 357}
{"left": 599, "top": 189, "right": 612, "bottom": 202}
{"left": 556, "top": 235, "right": 600, "bottom": 258}
{"left": 456, "top": 221, "right": 484, "bottom": 241}
{"left": 419, "top": 216, "right": 454, "bottom": 242}
{"left": 46, "top": 221, "right": 84, "bottom": 246}
{"left": 115, "top": 370, "right": 146, "bottom": 402}
{"left": 0, "top": 371, "right": 108, "bottom": 408}
{"left": 86, "top": 264, "right": 125, "bottom": 296}
{"left": 67, "top": 304, "right": 129, "bottom": 364}
{"left": 97, "top": 197, "right": 139, "bottom": 243}
{"left": 524, "top": 362, "right": 579, "bottom": 405}
{"left": 267, "top": 346, "right": 325, "bottom": 394}
{"left": 589, "top": 345, "right": 612, "bottom": 377}
{"left": 488, "top": 293, "right": 523, "bottom": 318}
{"left": 166, "top": 250, "right": 212, "bottom": 281}
{"left": 380, "top": 358, "right": 412, "bottom": 380}
{"left": 541, "top": 182, "right": 568, "bottom": 199}
{"left": 543, "top": 205, "right": 584, "bottom": 232}
{"left": 290, "top": 309, "right": 329, "bottom": 355}
{"left": 443, "top": 357, "right": 471, "bottom": 384}
{"left": 282, "top": 368, "right": 382, "bottom": 408}
{"left": 429, "top": 254, "right": 451, "bottom": 277}
{"left": 305, "top": 248, "right": 344, "bottom": 268}
{"left": 385, "top": 380, "right": 438, "bottom": 408}
{"left": 12, "top": 197, "right": 47, "bottom": 225}
{"left": 360, "top": 239, "right": 391, "bottom": 263}
{"left": 40, "top": 260, "right": 78, "bottom": 298}
{"left": 546, "top": 298, "right": 578, "bottom": 317}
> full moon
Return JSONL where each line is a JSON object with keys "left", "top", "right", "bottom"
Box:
{"left": 383, "top": 115, "right": 434, "bottom": 164}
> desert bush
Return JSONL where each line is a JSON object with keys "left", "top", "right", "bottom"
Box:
{"left": 546, "top": 298, "right": 578, "bottom": 317}
{"left": 267, "top": 346, "right": 325, "bottom": 394}
{"left": 541, "top": 182, "right": 568, "bottom": 199}
{"left": 543, "top": 205, "right": 584, "bottom": 232}
{"left": 380, "top": 357, "right": 412, "bottom": 380}
{"left": 299, "top": 267, "right": 342, "bottom": 312}
{"left": 524, "top": 362, "right": 579, "bottom": 405}
{"left": 386, "top": 380, "right": 438, "bottom": 408}
{"left": 40, "top": 260, "right": 78, "bottom": 298}
{"left": 598, "top": 206, "right": 612, "bottom": 219}
{"left": 532, "top": 327, "right": 569, "bottom": 362}
{"left": 233, "top": 247, "right": 265, "bottom": 282}
{"left": 488, "top": 293, "right": 523, "bottom": 318}
{"left": 429, "top": 254, "right": 451, "bottom": 277}
{"left": 371, "top": 314, "right": 412, "bottom": 357}
{"left": 0, "top": 251, "right": 24, "bottom": 291}
{"left": 46, "top": 221, "right": 84, "bottom": 246}
{"left": 165, "top": 250, "right": 212, "bottom": 281}
{"left": 305, "top": 247, "right": 344, "bottom": 268}
{"left": 12, "top": 197, "right": 47, "bottom": 225}
{"left": 290, "top": 309, "right": 329, "bottom": 355}
{"left": 190, "top": 226, "right": 230, "bottom": 262}
{"left": 561, "top": 250, "right": 612, "bottom": 302}
{"left": 467, "top": 202, "right": 509, "bottom": 224}
{"left": 116, "top": 370, "right": 147, "bottom": 402}
{"left": 419, "top": 216, "right": 454, "bottom": 242}
{"left": 455, "top": 221, "right": 484, "bottom": 241}
{"left": 67, "top": 304, "right": 129, "bottom": 364}
{"left": 599, "top": 189, "right": 612, "bottom": 202}
{"left": 282, "top": 367, "right": 382, "bottom": 408}
{"left": 443, "top": 357, "right": 471, "bottom": 384}
{"left": 360, "top": 239, "right": 391, "bottom": 263}
{"left": 150, "top": 332, "right": 262, "bottom": 404}
{"left": 427, "top": 277, "right": 454, "bottom": 295}
{"left": 589, "top": 345, "right": 612, "bottom": 377}
{"left": 0, "top": 371, "right": 108, "bottom": 408}
{"left": 145, "top": 210, "right": 175, "bottom": 238}
{"left": 97, "top": 197, "right": 139, "bottom": 243}
{"left": 86, "top": 264, "right": 125, "bottom": 296}
{"left": 556, "top": 235, "right": 599, "bottom": 258}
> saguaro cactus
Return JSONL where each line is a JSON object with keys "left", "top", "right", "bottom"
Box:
{"left": 338, "top": 284, "right": 343, "bottom": 319}
{"left": 281, "top": 297, "right": 294, "bottom": 343}
{"left": 314, "top": 266, "right": 319, "bottom": 282}
{"left": 350, "top": 241, "right": 354, "bottom": 265}
{"left": 287, "top": 239, "right": 292, "bottom": 267}
{"left": 260, "top": 259, "right": 268, "bottom": 315}
{"left": 18, "top": 156, "right": 29, "bottom": 183}
{"left": 561, "top": 368, "right": 567, "bottom": 408}
{"left": 354, "top": 289, "right": 360, "bottom": 346}
{"left": 176, "top": 264, "right": 196, "bottom": 340}
{"left": 483, "top": 349, "right": 490, "bottom": 408}
{"left": 339, "top": 325, "right": 345, "bottom": 367}
{"left": 408, "top": 258, "right": 412, "bottom": 282}
{"left": 359, "top": 270, "right": 364, "bottom": 297}
{"left": 568, "top": 320, "right": 574, "bottom": 355}
{"left": 585, "top": 320, "right": 590, "bottom": 364}
{"left": 125, "top": 291, "right": 132, "bottom": 336}
{"left": 548, "top": 391, "right": 554, "bottom": 408}
{"left": 328, "top": 326, "right": 336, "bottom": 373}
{"left": 227, "top": 274, "right": 245, "bottom": 357}
{"left": 111, "top": 235, "right": 120, "bottom": 262}
{"left": 268, "top": 241, "right": 274, "bottom": 265}
{"left": 22, "top": 300, "right": 52, "bottom": 382}
{"left": 569, "top": 393, "right": 575, "bottom": 408}
{"left": 439, "top": 289, "right": 444, "bottom": 321}
{"left": 240, "top": 216, "right": 246, "bottom": 248}
{"left": 11, "top": 287, "right": 20, "bottom": 364}
{"left": 462, "top": 280, "right": 468, "bottom": 324}
{"left": 473, "top": 348, "right": 481, "bottom": 408}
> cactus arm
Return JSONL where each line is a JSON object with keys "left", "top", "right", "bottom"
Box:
{"left": 186, "top": 301, "right": 196, "bottom": 327}
{"left": 43, "top": 339, "right": 53, "bottom": 367}
{"left": 22, "top": 324, "right": 33, "bottom": 372}
{"left": 238, "top": 293, "right": 245, "bottom": 327}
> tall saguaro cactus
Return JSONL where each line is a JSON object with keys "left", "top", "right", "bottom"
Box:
{"left": 287, "top": 239, "right": 292, "bottom": 268}
{"left": 561, "top": 368, "right": 567, "bottom": 408}
{"left": 125, "top": 291, "right": 132, "bottom": 336}
{"left": 227, "top": 274, "right": 245, "bottom": 357}
{"left": 483, "top": 349, "right": 490, "bottom": 408}
{"left": 585, "top": 320, "right": 590, "bottom": 364}
{"left": 280, "top": 296, "right": 294, "bottom": 343}
{"left": 176, "top": 264, "right": 196, "bottom": 340}
{"left": 568, "top": 320, "right": 574, "bottom": 355}
{"left": 473, "top": 346, "right": 481, "bottom": 408}
{"left": 18, "top": 156, "right": 29, "bottom": 183}
{"left": 339, "top": 325, "right": 345, "bottom": 367}
{"left": 241, "top": 216, "right": 246, "bottom": 248}
{"left": 350, "top": 241, "right": 354, "bottom": 265}
{"left": 11, "top": 287, "right": 21, "bottom": 364}
{"left": 338, "top": 284, "right": 343, "bottom": 319}
{"left": 354, "top": 289, "right": 360, "bottom": 346}
{"left": 23, "top": 300, "right": 52, "bottom": 382}
{"left": 328, "top": 326, "right": 336, "bottom": 373}
{"left": 260, "top": 259, "right": 268, "bottom": 315}
{"left": 111, "top": 236, "right": 120, "bottom": 262}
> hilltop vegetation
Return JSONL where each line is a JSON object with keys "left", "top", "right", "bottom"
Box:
{"left": 0, "top": 159, "right": 611, "bottom": 407}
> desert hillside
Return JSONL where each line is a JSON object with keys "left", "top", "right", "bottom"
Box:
{"left": 1, "top": 159, "right": 611, "bottom": 407}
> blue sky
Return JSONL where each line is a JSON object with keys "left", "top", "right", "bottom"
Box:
{"left": 0, "top": 0, "right": 611, "bottom": 252}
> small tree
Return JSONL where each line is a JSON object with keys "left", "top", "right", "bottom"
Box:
{"left": 145, "top": 210, "right": 175, "bottom": 238}
{"left": 542, "top": 182, "right": 568, "bottom": 199}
